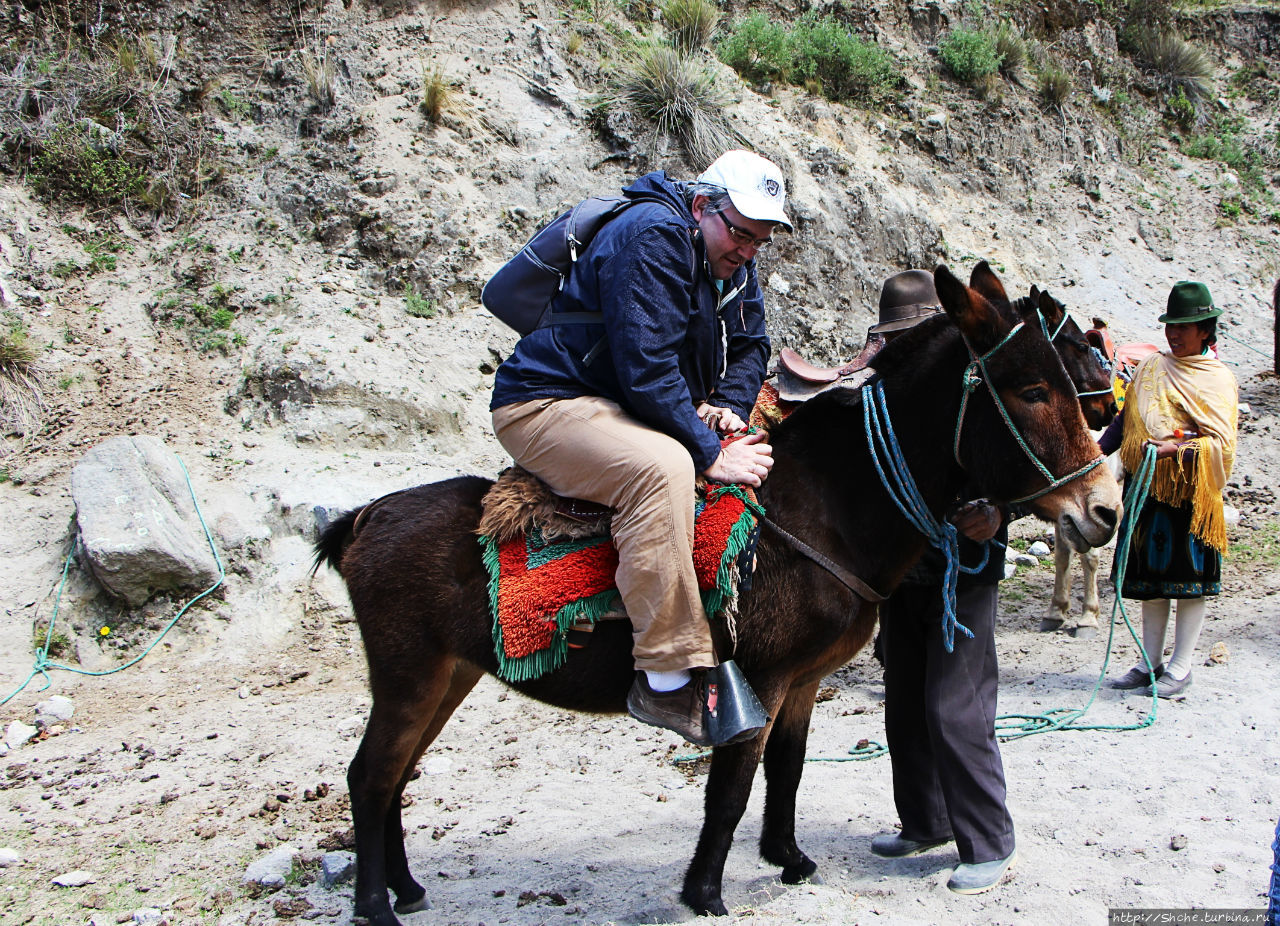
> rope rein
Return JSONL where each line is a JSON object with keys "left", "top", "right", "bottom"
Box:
{"left": 862, "top": 379, "right": 976, "bottom": 653}
{"left": 1, "top": 455, "right": 225, "bottom": 707}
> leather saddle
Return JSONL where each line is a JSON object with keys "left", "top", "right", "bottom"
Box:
{"left": 772, "top": 333, "right": 884, "bottom": 403}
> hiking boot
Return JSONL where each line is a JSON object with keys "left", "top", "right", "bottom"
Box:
{"left": 627, "top": 673, "right": 711, "bottom": 746}
{"left": 870, "top": 832, "right": 952, "bottom": 858}
{"left": 947, "top": 848, "right": 1017, "bottom": 894}
{"left": 1108, "top": 664, "right": 1164, "bottom": 690}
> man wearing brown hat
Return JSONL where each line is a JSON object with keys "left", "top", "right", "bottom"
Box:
{"left": 868, "top": 270, "right": 1018, "bottom": 894}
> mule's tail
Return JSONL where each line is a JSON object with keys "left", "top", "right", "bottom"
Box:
{"left": 312, "top": 507, "right": 362, "bottom": 577}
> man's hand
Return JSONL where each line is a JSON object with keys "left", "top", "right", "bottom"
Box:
{"left": 1145, "top": 438, "right": 1181, "bottom": 460}
{"left": 696, "top": 402, "right": 747, "bottom": 435}
{"left": 948, "top": 500, "right": 1002, "bottom": 542}
{"left": 704, "top": 431, "right": 773, "bottom": 487}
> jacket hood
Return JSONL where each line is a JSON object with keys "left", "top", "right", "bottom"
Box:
{"left": 622, "top": 171, "right": 695, "bottom": 224}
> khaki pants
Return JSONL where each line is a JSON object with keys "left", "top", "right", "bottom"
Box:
{"left": 491, "top": 396, "right": 717, "bottom": 672}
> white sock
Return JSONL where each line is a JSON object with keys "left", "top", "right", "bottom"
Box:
{"left": 1137, "top": 599, "right": 1171, "bottom": 673}
{"left": 1165, "top": 598, "right": 1207, "bottom": 681}
{"left": 645, "top": 669, "right": 691, "bottom": 692}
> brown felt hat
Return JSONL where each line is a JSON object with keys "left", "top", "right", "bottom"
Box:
{"left": 870, "top": 270, "right": 942, "bottom": 335}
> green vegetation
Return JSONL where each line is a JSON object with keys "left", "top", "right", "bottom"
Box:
{"left": 403, "top": 284, "right": 437, "bottom": 319}
{"left": 5, "top": 31, "right": 218, "bottom": 216}
{"left": 717, "top": 13, "right": 901, "bottom": 104}
{"left": 939, "top": 28, "right": 1003, "bottom": 84}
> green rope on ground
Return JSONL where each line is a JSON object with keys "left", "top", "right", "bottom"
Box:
{"left": 995, "top": 442, "right": 1160, "bottom": 740}
{"left": 807, "top": 738, "right": 888, "bottom": 762}
{"left": 0, "top": 455, "right": 224, "bottom": 707}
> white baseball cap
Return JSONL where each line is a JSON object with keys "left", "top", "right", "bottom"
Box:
{"left": 696, "top": 150, "right": 792, "bottom": 230}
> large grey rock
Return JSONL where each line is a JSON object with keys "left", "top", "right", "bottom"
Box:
{"left": 70, "top": 436, "right": 220, "bottom": 606}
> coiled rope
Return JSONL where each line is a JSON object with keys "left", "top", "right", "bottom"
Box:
{"left": 1, "top": 455, "right": 224, "bottom": 707}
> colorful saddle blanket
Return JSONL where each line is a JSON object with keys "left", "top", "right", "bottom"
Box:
{"left": 479, "top": 484, "right": 760, "bottom": 683}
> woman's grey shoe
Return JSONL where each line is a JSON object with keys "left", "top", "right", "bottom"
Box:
{"left": 947, "top": 848, "right": 1017, "bottom": 894}
{"left": 870, "top": 832, "right": 952, "bottom": 858}
{"left": 1109, "top": 664, "right": 1164, "bottom": 690}
{"left": 1154, "top": 670, "right": 1192, "bottom": 699}
{"left": 626, "top": 673, "right": 710, "bottom": 746}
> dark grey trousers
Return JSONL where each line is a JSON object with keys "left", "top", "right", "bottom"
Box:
{"left": 880, "top": 581, "right": 1016, "bottom": 864}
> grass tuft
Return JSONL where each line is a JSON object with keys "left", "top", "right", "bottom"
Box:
{"left": 662, "top": 0, "right": 720, "bottom": 54}
{"left": 609, "top": 42, "right": 739, "bottom": 167}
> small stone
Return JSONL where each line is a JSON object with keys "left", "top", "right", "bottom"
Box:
{"left": 925, "top": 112, "right": 947, "bottom": 128}
{"left": 1212, "top": 862, "right": 1226, "bottom": 873}
{"left": 1237, "top": 402, "right": 1251, "bottom": 417}
{"left": 35, "top": 695, "right": 75, "bottom": 726}
{"left": 422, "top": 756, "right": 452, "bottom": 775}
{"left": 242, "top": 845, "right": 298, "bottom": 890}
{"left": 237, "top": 686, "right": 251, "bottom": 699}
{"left": 53, "top": 870, "right": 97, "bottom": 887}
{"left": 336, "top": 716, "right": 365, "bottom": 739}
{"left": 767, "top": 272, "right": 791, "bottom": 296}
{"left": 5, "top": 720, "right": 37, "bottom": 750}
{"left": 132, "top": 908, "right": 165, "bottom": 926}
{"left": 1003, "top": 562, "right": 1017, "bottom": 579}
{"left": 0, "top": 848, "right": 21, "bottom": 867}
{"left": 320, "top": 851, "right": 356, "bottom": 887}
{"left": 1223, "top": 505, "right": 1240, "bottom": 526}
{"left": 1207, "top": 641, "right": 1229, "bottom": 665}
{"left": 1170, "top": 834, "right": 1187, "bottom": 851}
{"left": 1027, "top": 541, "right": 1051, "bottom": 557}
{"left": 1013, "top": 553, "right": 1038, "bottom": 567}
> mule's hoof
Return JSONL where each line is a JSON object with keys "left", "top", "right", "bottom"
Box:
{"left": 393, "top": 896, "right": 431, "bottom": 915}
{"left": 1071, "top": 625, "right": 1098, "bottom": 640}
{"left": 1038, "top": 618, "right": 1065, "bottom": 632}
{"left": 780, "top": 856, "right": 819, "bottom": 884}
{"left": 681, "top": 888, "right": 728, "bottom": 917}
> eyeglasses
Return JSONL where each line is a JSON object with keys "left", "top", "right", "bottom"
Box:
{"left": 715, "top": 211, "right": 773, "bottom": 250}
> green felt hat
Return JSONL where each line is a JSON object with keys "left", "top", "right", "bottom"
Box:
{"left": 1159, "top": 281, "right": 1221, "bottom": 324}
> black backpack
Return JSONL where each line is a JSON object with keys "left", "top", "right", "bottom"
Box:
{"left": 481, "top": 194, "right": 676, "bottom": 336}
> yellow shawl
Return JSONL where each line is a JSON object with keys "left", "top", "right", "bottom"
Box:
{"left": 1119, "top": 349, "right": 1238, "bottom": 552}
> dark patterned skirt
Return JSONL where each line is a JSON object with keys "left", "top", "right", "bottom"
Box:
{"left": 1116, "top": 497, "right": 1221, "bottom": 600}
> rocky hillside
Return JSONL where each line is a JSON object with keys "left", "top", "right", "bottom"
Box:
{"left": 0, "top": 0, "right": 1277, "bottom": 700}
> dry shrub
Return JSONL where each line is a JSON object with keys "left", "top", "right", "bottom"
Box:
{"left": 993, "top": 21, "right": 1026, "bottom": 78}
{"left": 608, "top": 43, "right": 741, "bottom": 168}
{"left": 1131, "top": 26, "right": 1214, "bottom": 103}
{"left": 420, "top": 65, "right": 453, "bottom": 124}
{"left": 662, "top": 0, "right": 721, "bottom": 54}
{"left": 0, "top": 323, "right": 45, "bottom": 442}
{"left": 1038, "top": 63, "right": 1072, "bottom": 108}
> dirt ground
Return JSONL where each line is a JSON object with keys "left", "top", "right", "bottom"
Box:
{"left": 3, "top": 376, "right": 1279, "bottom": 926}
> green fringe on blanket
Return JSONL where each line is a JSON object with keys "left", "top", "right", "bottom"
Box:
{"left": 479, "top": 533, "right": 622, "bottom": 683}
{"left": 479, "top": 485, "right": 762, "bottom": 684}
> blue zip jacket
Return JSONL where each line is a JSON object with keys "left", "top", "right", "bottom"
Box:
{"left": 491, "top": 171, "right": 770, "bottom": 472}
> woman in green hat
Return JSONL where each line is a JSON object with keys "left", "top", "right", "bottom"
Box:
{"left": 1101, "top": 281, "right": 1238, "bottom": 699}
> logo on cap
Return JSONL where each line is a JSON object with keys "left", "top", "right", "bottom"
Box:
{"left": 763, "top": 178, "right": 780, "bottom": 198}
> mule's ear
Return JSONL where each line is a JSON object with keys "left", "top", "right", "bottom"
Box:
{"left": 1029, "top": 284, "right": 1041, "bottom": 301}
{"left": 968, "top": 260, "right": 1008, "bottom": 304}
{"left": 936, "top": 264, "right": 1004, "bottom": 345}
{"left": 1037, "top": 289, "right": 1064, "bottom": 331}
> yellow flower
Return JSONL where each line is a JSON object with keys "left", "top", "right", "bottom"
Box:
{"left": 99, "top": 626, "right": 111, "bottom": 637}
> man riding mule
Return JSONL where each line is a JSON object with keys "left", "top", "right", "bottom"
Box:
{"left": 490, "top": 150, "right": 790, "bottom": 747}
{"left": 315, "top": 263, "right": 1123, "bottom": 925}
